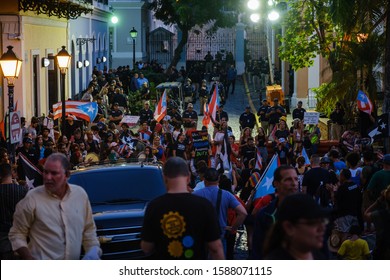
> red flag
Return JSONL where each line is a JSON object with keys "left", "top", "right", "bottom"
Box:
{"left": 202, "top": 86, "right": 219, "bottom": 127}
{"left": 154, "top": 89, "right": 167, "bottom": 122}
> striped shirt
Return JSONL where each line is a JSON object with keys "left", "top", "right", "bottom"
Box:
{"left": 0, "top": 183, "right": 28, "bottom": 232}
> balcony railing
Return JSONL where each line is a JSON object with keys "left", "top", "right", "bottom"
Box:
{"left": 19, "top": 0, "right": 93, "bottom": 19}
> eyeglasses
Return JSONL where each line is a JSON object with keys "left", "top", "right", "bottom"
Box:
{"left": 295, "top": 218, "right": 329, "bottom": 227}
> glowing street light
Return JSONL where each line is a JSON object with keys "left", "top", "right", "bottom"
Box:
{"left": 247, "top": 0, "right": 260, "bottom": 10}
{"left": 250, "top": 13, "right": 261, "bottom": 23}
{"left": 268, "top": 10, "right": 280, "bottom": 21}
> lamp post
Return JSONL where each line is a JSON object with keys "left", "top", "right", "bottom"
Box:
{"left": 0, "top": 46, "right": 22, "bottom": 113}
{"left": 130, "top": 27, "right": 138, "bottom": 70}
{"left": 0, "top": 45, "right": 22, "bottom": 161}
{"left": 56, "top": 46, "right": 71, "bottom": 137}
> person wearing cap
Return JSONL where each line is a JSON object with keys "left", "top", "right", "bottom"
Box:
{"left": 182, "top": 103, "right": 198, "bottom": 129}
{"left": 292, "top": 101, "right": 306, "bottom": 121}
{"left": 263, "top": 193, "right": 330, "bottom": 260}
{"left": 366, "top": 153, "right": 390, "bottom": 201}
{"left": 266, "top": 98, "right": 286, "bottom": 136}
{"left": 141, "top": 158, "right": 224, "bottom": 259}
{"left": 251, "top": 165, "right": 299, "bottom": 259}
{"left": 193, "top": 168, "right": 247, "bottom": 257}
{"left": 239, "top": 106, "right": 256, "bottom": 131}
{"left": 108, "top": 102, "right": 123, "bottom": 125}
{"left": 16, "top": 137, "right": 39, "bottom": 181}
{"left": 257, "top": 99, "right": 270, "bottom": 135}
{"left": 139, "top": 101, "right": 154, "bottom": 126}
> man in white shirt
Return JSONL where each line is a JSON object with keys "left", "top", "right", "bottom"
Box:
{"left": 9, "top": 153, "right": 101, "bottom": 260}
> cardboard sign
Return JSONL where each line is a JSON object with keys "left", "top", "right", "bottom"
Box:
{"left": 303, "top": 112, "right": 320, "bottom": 125}
{"left": 120, "top": 115, "right": 140, "bottom": 127}
{"left": 10, "top": 111, "right": 21, "bottom": 144}
{"left": 192, "top": 130, "right": 210, "bottom": 163}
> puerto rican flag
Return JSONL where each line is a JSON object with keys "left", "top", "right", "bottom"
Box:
{"left": 357, "top": 90, "right": 373, "bottom": 115}
{"left": 53, "top": 101, "right": 98, "bottom": 122}
{"left": 202, "top": 86, "right": 220, "bottom": 128}
{"left": 255, "top": 147, "right": 263, "bottom": 171}
{"left": 301, "top": 147, "right": 311, "bottom": 165}
{"left": 253, "top": 154, "right": 280, "bottom": 200}
{"left": 154, "top": 89, "right": 167, "bottom": 122}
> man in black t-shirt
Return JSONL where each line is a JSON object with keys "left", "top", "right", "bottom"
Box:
{"left": 141, "top": 157, "right": 224, "bottom": 259}
{"left": 302, "top": 155, "right": 330, "bottom": 204}
{"left": 182, "top": 103, "right": 198, "bottom": 128}
{"left": 139, "top": 102, "right": 154, "bottom": 125}
{"left": 292, "top": 101, "right": 306, "bottom": 121}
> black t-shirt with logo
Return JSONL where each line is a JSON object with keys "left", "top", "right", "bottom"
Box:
{"left": 141, "top": 193, "right": 221, "bottom": 259}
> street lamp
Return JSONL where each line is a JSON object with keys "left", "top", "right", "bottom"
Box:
{"left": 0, "top": 45, "right": 22, "bottom": 161}
{"left": 130, "top": 27, "right": 138, "bottom": 70}
{"left": 56, "top": 46, "right": 71, "bottom": 137}
{"left": 0, "top": 46, "right": 22, "bottom": 113}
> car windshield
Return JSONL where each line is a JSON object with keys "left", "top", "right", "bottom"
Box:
{"left": 68, "top": 167, "right": 165, "bottom": 204}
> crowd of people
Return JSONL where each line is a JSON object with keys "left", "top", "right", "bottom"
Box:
{"left": 1, "top": 58, "right": 390, "bottom": 260}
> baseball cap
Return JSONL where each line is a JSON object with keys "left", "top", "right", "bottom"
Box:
{"left": 187, "top": 103, "right": 193, "bottom": 108}
{"left": 113, "top": 102, "right": 119, "bottom": 106}
{"left": 245, "top": 105, "right": 250, "bottom": 109}
{"left": 23, "top": 137, "right": 33, "bottom": 144}
{"left": 273, "top": 98, "right": 279, "bottom": 102}
{"left": 204, "top": 168, "right": 220, "bottom": 182}
{"left": 320, "top": 157, "right": 332, "bottom": 164}
{"left": 383, "top": 154, "right": 390, "bottom": 164}
{"left": 262, "top": 99, "right": 267, "bottom": 102}
{"left": 278, "top": 194, "right": 331, "bottom": 222}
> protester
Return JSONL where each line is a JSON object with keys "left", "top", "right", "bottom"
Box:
{"left": 141, "top": 157, "right": 224, "bottom": 259}
{"left": 9, "top": 153, "right": 101, "bottom": 260}
{"left": 0, "top": 163, "right": 28, "bottom": 259}
{"left": 193, "top": 168, "right": 247, "bottom": 257}
{"left": 264, "top": 193, "right": 330, "bottom": 260}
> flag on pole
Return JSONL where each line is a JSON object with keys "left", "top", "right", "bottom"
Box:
{"left": 301, "top": 147, "right": 310, "bottom": 165}
{"left": 53, "top": 101, "right": 98, "bottom": 122}
{"left": 368, "top": 113, "right": 389, "bottom": 143}
{"left": 253, "top": 154, "right": 280, "bottom": 200}
{"left": 202, "top": 86, "right": 219, "bottom": 128}
{"left": 255, "top": 147, "right": 263, "bottom": 170}
{"left": 19, "top": 153, "right": 43, "bottom": 190}
{"left": 219, "top": 129, "right": 231, "bottom": 171}
{"left": 357, "top": 90, "right": 373, "bottom": 115}
{"left": 154, "top": 89, "right": 167, "bottom": 122}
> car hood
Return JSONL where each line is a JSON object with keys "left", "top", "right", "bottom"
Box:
{"left": 91, "top": 202, "right": 147, "bottom": 228}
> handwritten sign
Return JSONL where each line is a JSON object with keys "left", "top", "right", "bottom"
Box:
{"left": 120, "top": 115, "right": 140, "bottom": 127}
{"left": 303, "top": 112, "right": 320, "bottom": 125}
{"left": 192, "top": 130, "right": 210, "bottom": 164}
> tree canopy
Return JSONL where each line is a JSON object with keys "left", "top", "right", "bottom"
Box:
{"left": 278, "top": 0, "right": 388, "bottom": 119}
{"left": 148, "top": 0, "right": 244, "bottom": 69}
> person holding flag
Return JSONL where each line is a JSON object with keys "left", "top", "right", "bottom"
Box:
{"left": 251, "top": 165, "right": 299, "bottom": 259}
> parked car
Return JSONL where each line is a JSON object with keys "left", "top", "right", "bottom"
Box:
{"left": 68, "top": 163, "right": 165, "bottom": 259}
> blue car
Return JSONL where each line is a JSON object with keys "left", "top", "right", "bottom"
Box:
{"left": 69, "top": 163, "right": 165, "bottom": 259}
